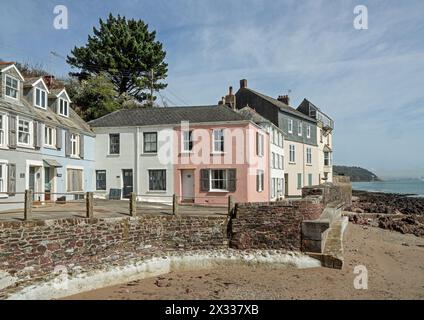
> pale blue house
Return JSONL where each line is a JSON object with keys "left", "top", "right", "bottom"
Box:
{"left": 0, "top": 62, "right": 95, "bottom": 211}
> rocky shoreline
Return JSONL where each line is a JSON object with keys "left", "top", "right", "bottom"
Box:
{"left": 348, "top": 190, "right": 424, "bottom": 215}
{"left": 347, "top": 190, "right": 424, "bottom": 237}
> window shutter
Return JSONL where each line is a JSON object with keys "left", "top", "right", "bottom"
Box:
{"left": 200, "top": 169, "right": 210, "bottom": 191}
{"left": 56, "top": 128, "right": 62, "bottom": 150}
{"left": 34, "top": 121, "right": 42, "bottom": 149}
{"left": 65, "top": 130, "right": 71, "bottom": 157}
{"left": 7, "top": 163, "right": 16, "bottom": 196}
{"left": 8, "top": 114, "right": 16, "bottom": 149}
{"left": 227, "top": 169, "right": 237, "bottom": 192}
{"left": 79, "top": 134, "right": 84, "bottom": 159}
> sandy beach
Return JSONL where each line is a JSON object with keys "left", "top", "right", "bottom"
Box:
{"left": 65, "top": 223, "right": 424, "bottom": 300}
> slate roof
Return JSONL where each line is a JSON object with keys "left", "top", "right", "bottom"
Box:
{"left": 89, "top": 105, "right": 251, "bottom": 127}
{"left": 238, "top": 87, "right": 316, "bottom": 122}
{"left": 0, "top": 96, "right": 93, "bottom": 136}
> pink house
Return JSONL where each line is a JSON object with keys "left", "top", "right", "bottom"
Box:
{"left": 174, "top": 120, "right": 269, "bottom": 206}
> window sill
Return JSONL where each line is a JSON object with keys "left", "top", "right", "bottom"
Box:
{"left": 44, "top": 145, "right": 57, "bottom": 150}
{"left": 0, "top": 195, "right": 9, "bottom": 199}
{"left": 107, "top": 154, "right": 120, "bottom": 157}
{"left": 210, "top": 152, "right": 225, "bottom": 155}
{"left": 288, "top": 162, "right": 296, "bottom": 165}
{"left": 180, "top": 151, "right": 193, "bottom": 155}
{"left": 147, "top": 190, "right": 167, "bottom": 193}
{"left": 70, "top": 155, "right": 81, "bottom": 159}
{"left": 306, "top": 163, "right": 312, "bottom": 166}
{"left": 142, "top": 152, "right": 158, "bottom": 156}
{"left": 17, "top": 144, "right": 34, "bottom": 149}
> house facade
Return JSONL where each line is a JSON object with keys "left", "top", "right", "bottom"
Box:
{"left": 235, "top": 79, "right": 332, "bottom": 197}
{"left": 236, "top": 106, "right": 285, "bottom": 201}
{"left": 297, "top": 99, "right": 334, "bottom": 183}
{"left": 0, "top": 62, "right": 95, "bottom": 211}
{"left": 90, "top": 105, "right": 269, "bottom": 205}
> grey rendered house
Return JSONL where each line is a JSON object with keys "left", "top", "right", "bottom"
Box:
{"left": 234, "top": 79, "right": 331, "bottom": 197}
{"left": 0, "top": 62, "right": 95, "bottom": 211}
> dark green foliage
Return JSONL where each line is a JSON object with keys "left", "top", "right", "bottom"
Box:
{"left": 67, "top": 13, "right": 168, "bottom": 103}
{"left": 333, "top": 165, "right": 381, "bottom": 182}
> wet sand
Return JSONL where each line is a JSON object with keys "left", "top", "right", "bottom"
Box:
{"left": 65, "top": 224, "right": 424, "bottom": 300}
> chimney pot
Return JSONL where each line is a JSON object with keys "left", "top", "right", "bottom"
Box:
{"left": 277, "top": 94, "right": 290, "bottom": 106}
{"left": 229, "top": 86, "right": 233, "bottom": 95}
{"left": 240, "top": 79, "right": 247, "bottom": 89}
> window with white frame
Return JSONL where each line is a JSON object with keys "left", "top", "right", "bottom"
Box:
{"left": 148, "top": 170, "right": 166, "bottom": 191}
{"left": 272, "top": 152, "right": 275, "bottom": 168}
{"left": 213, "top": 129, "right": 224, "bottom": 153}
{"left": 109, "top": 133, "right": 120, "bottom": 155}
{"left": 324, "top": 152, "right": 331, "bottom": 166}
{"left": 307, "top": 125, "right": 311, "bottom": 138}
{"left": 0, "top": 113, "right": 6, "bottom": 147}
{"left": 0, "top": 162, "right": 7, "bottom": 194}
{"left": 44, "top": 126, "right": 56, "bottom": 147}
{"left": 289, "top": 144, "right": 295, "bottom": 162}
{"left": 288, "top": 119, "right": 293, "bottom": 134}
{"left": 143, "top": 132, "right": 157, "bottom": 153}
{"left": 306, "top": 147, "right": 312, "bottom": 164}
{"left": 71, "top": 133, "right": 80, "bottom": 157}
{"left": 256, "top": 170, "right": 264, "bottom": 192}
{"left": 298, "top": 121, "right": 302, "bottom": 136}
{"left": 182, "top": 130, "right": 193, "bottom": 152}
{"left": 59, "top": 98, "right": 69, "bottom": 117}
{"left": 35, "top": 88, "right": 47, "bottom": 109}
{"left": 210, "top": 169, "right": 227, "bottom": 191}
{"left": 96, "top": 170, "right": 106, "bottom": 191}
{"left": 278, "top": 132, "right": 283, "bottom": 147}
{"left": 276, "top": 153, "right": 280, "bottom": 169}
{"left": 5, "top": 75, "right": 19, "bottom": 99}
{"left": 256, "top": 132, "right": 264, "bottom": 156}
{"left": 18, "top": 118, "right": 31, "bottom": 146}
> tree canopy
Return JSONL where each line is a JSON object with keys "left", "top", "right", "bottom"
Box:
{"left": 67, "top": 13, "right": 168, "bottom": 104}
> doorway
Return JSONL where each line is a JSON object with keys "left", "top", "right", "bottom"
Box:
{"left": 181, "top": 170, "right": 194, "bottom": 202}
{"left": 122, "top": 169, "right": 133, "bottom": 199}
{"left": 284, "top": 173, "right": 289, "bottom": 197}
{"left": 29, "top": 166, "right": 42, "bottom": 202}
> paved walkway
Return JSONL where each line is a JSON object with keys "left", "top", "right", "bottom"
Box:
{"left": 0, "top": 200, "right": 227, "bottom": 221}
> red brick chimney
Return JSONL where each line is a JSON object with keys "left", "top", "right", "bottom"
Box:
{"left": 240, "top": 79, "right": 247, "bottom": 89}
{"left": 43, "top": 75, "right": 55, "bottom": 89}
{"left": 224, "top": 86, "right": 236, "bottom": 109}
{"left": 277, "top": 94, "right": 290, "bottom": 106}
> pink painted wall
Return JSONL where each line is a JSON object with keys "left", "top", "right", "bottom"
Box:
{"left": 174, "top": 122, "right": 269, "bottom": 206}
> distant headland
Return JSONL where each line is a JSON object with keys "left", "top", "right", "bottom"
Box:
{"left": 333, "top": 165, "right": 381, "bottom": 182}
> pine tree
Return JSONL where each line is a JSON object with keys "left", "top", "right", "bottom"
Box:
{"left": 67, "top": 14, "right": 168, "bottom": 104}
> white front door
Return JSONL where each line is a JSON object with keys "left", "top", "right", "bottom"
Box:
{"left": 181, "top": 170, "right": 194, "bottom": 201}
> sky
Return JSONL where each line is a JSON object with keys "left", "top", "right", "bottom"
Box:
{"left": 0, "top": 0, "right": 423, "bottom": 178}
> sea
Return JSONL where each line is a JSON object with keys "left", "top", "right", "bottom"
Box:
{"left": 352, "top": 179, "right": 424, "bottom": 197}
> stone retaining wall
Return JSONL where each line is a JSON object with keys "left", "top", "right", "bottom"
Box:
{"left": 0, "top": 215, "right": 228, "bottom": 294}
{"left": 230, "top": 198, "right": 324, "bottom": 251}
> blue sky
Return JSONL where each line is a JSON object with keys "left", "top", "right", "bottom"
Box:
{"left": 1, "top": 0, "right": 423, "bottom": 178}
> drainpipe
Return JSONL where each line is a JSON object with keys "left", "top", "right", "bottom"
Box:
{"left": 135, "top": 127, "right": 140, "bottom": 199}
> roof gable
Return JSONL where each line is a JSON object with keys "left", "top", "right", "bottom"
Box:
{"left": 0, "top": 64, "right": 25, "bottom": 81}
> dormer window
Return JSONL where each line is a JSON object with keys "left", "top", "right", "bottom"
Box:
{"left": 59, "top": 98, "right": 69, "bottom": 117}
{"left": 35, "top": 88, "right": 47, "bottom": 109}
{"left": 5, "top": 75, "right": 19, "bottom": 99}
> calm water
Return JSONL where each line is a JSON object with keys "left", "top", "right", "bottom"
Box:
{"left": 352, "top": 179, "right": 424, "bottom": 197}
